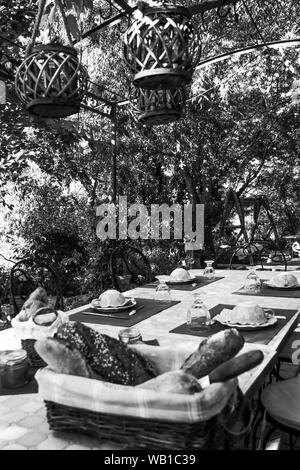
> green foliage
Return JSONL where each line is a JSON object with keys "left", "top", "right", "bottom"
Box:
{"left": 1, "top": 0, "right": 300, "bottom": 294}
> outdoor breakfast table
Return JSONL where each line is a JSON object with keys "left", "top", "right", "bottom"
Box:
{"left": 0, "top": 269, "right": 299, "bottom": 450}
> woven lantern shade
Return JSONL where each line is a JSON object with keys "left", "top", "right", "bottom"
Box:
{"left": 15, "top": 44, "right": 88, "bottom": 118}
{"left": 130, "top": 86, "right": 186, "bottom": 125}
{"left": 124, "top": 3, "right": 200, "bottom": 90}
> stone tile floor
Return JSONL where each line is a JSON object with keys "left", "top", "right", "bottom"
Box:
{"left": 0, "top": 393, "right": 126, "bottom": 450}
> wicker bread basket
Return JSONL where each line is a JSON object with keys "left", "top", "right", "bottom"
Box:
{"left": 35, "top": 342, "right": 243, "bottom": 450}
{"left": 11, "top": 311, "right": 68, "bottom": 367}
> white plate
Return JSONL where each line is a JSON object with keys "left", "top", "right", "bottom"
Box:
{"left": 90, "top": 298, "right": 136, "bottom": 311}
{"left": 214, "top": 313, "right": 277, "bottom": 330}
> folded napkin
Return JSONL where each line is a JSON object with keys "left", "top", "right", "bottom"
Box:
{"left": 11, "top": 310, "right": 68, "bottom": 340}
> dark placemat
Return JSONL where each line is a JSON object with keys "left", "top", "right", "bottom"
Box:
{"left": 170, "top": 304, "right": 298, "bottom": 345}
{"left": 69, "top": 298, "right": 181, "bottom": 327}
{"left": 0, "top": 367, "right": 38, "bottom": 396}
{"left": 233, "top": 280, "right": 300, "bottom": 298}
{"left": 145, "top": 276, "right": 224, "bottom": 291}
{"left": 0, "top": 322, "right": 12, "bottom": 332}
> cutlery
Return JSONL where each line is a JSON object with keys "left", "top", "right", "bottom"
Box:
{"left": 275, "top": 315, "right": 286, "bottom": 320}
{"left": 82, "top": 305, "right": 144, "bottom": 319}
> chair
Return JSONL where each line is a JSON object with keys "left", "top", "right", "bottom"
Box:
{"left": 292, "top": 241, "right": 300, "bottom": 258}
{"left": 9, "top": 258, "right": 63, "bottom": 317}
{"left": 110, "top": 245, "right": 153, "bottom": 292}
{"left": 0, "top": 277, "right": 12, "bottom": 330}
{"left": 229, "top": 243, "right": 264, "bottom": 270}
{"left": 258, "top": 239, "right": 288, "bottom": 271}
{"left": 258, "top": 375, "right": 300, "bottom": 449}
{"left": 229, "top": 241, "right": 287, "bottom": 271}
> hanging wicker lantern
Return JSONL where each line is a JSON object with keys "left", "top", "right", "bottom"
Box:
{"left": 15, "top": 44, "right": 88, "bottom": 118}
{"left": 130, "top": 86, "right": 186, "bottom": 125}
{"left": 124, "top": 3, "right": 200, "bottom": 90}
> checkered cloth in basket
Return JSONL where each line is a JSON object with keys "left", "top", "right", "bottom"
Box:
{"left": 35, "top": 341, "right": 238, "bottom": 423}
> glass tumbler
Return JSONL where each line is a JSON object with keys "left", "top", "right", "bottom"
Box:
{"left": 186, "top": 293, "right": 211, "bottom": 332}
{"left": 154, "top": 277, "right": 172, "bottom": 305}
{"left": 243, "top": 266, "right": 262, "bottom": 294}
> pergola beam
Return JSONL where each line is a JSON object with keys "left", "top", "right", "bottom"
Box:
{"left": 195, "top": 38, "right": 300, "bottom": 69}
{"left": 78, "top": 0, "right": 242, "bottom": 43}
{"left": 113, "top": 0, "right": 134, "bottom": 14}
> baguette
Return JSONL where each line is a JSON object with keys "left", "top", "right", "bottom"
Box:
{"left": 34, "top": 337, "right": 92, "bottom": 378}
{"left": 181, "top": 329, "right": 244, "bottom": 379}
{"left": 137, "top": 370, "right": 202, "bottom": 394}
{"left": 33, "top": 307, "right": 57, "bottom": 326}
{"left": 209, "top": 350, "right": 264, "bottom": 383}
{"left": 18, "top": 287, "right": 49, "bottom": 321}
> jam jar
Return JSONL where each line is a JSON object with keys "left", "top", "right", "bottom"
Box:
{"left": 118, "top": 327, "right": 143, "bottom": 345}
{"left": 0, "top": 350, "right": 29, "bottom": 389}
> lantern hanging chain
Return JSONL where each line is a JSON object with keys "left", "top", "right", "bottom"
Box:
{"left": 55, "top": 0, "right": 74, "bottom": 46}
{"left": 25, "top": 0, "right": 47, "bottom": 56}
{"left": 241, "top": 0, "right": 271, "bottom": 52}
{"left": 78, "top": 3, "right": 85, "bottom": 66}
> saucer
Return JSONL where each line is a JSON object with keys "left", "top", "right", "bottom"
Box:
{"left": 90, "top": 298, "right": 136, "bottom": 313}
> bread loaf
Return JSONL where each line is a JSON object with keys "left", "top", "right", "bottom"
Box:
{"left": 33, "top": 306, "right": 57, "bottom": 326}
{"left": 19, "top": 287, "right": 49, "bottom": 321}
{"left": 34, "top": 337, "right": 92, "bottom": 378}
{"left": 55, "top": 322, "right": 157, "bottom": 386}
{"left": 137, "top": 370, "right": 202, "bottom": 394}
{"left": 181, "top": 329, "right": 244, "bottom": 379}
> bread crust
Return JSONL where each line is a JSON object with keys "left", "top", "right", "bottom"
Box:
{"left": 181, "top": 329, "right": 245, "bottom": 379}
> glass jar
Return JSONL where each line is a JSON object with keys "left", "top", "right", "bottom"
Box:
{"left": 186, "top": 293, "right": 211, "bottom": 332}
{"left": 0, "top": 350, "right": 29, "bottom": 389}
{"left": 118, "top": 327, "right": 143, "bottom": 345}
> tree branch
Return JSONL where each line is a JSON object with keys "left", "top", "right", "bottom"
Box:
{"left": 237, "top": 144, "right": 270, "bottom": 196}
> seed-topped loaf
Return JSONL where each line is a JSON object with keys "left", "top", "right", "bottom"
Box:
{"left": 55, "top": 322, "right": 157, "bottom": 386}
